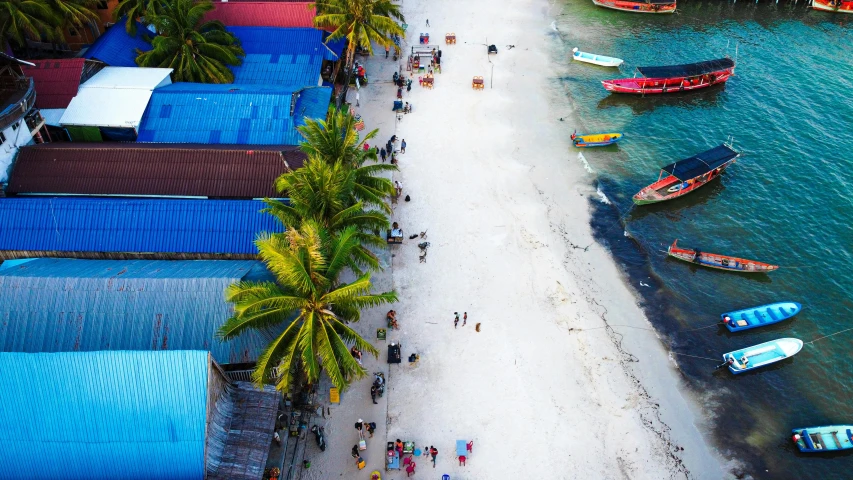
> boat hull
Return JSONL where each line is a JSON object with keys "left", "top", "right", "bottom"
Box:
{"left": 573, "top": 133, "right": 623, "bottom": 148}
{"left": 666, "top": 240, "right": 779, "bottom": 273}
{"left": 592, "top": 0, "right": 676, "bottom": 13}
{"left": 812, "top": 0, "right": 853, "bottom": 12}
{"left": 723, "top": 338, "right": 803, "bottom": 374}
{"left": 572, "top": 50, "right": 624, "bottom": 67}
{"left": 792, "top": 426, "right": 853, "bottom": 452}
{"left": 721, "top": 302, "right": 802, "bottom": 332}
{"left": 602, "top": 69, "right": 733, "bottom": 94}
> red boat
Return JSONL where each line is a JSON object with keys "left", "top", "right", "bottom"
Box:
{"left": 602, "top": 58, "right": 735, "bottom": 95}
{"left": 592, "top": 0, "right": 676, "bottom": 13}
{"left": 812, "top": 0, "right": 853, "bottom": 12}
{"left": 633, "top": 144, "right": 739, "bottom": 205}
{"left": 667, "top": 240, "right": 779, "bottom": 273}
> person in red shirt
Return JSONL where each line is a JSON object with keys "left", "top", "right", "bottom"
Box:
{"left": 458, "top": 455, "right": 466, "bottom": 466}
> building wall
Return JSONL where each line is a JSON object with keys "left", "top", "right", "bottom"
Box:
{"left": 0, "top": 117, "right": 36, "bottom": 183}
{"left": 63, "top": 0, "right": 120, "bottom": 51}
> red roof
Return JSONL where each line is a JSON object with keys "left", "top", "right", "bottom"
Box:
{"left": 205, "top": 2, "right": 315, "bottom": 27}
{"left": 7, "top": 143, "right": 305, "bottom": 198}
{"left": 20, "top": 59, "right": 85, "bottom": 109}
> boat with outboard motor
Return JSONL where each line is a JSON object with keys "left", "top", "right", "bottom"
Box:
{"left": 721, "top": 302, "right": 801, "bottom": 332}
{"left": 722, "top": 338, "right": 803, "bottom": 374}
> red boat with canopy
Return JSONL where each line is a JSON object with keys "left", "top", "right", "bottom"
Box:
{"left": 592, "top": 0, "right": 676, "bottom": 13}
{"left": 633, "top": 144, "right": 739, "bottom": 205}
{"left": 812, "top": 0, "right": 853, "bottom": 12}
{"left": 602, "top": 58, "right": 735, "bottom": 95}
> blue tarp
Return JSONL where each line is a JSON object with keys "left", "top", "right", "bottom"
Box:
{"left": 83, "top": 18, "right": 153, "bottom": 67}
{"left": 0, "top": 197, "right": 281, "bottom": 255}
{"left": 228, "top": 27, "right": 332, "bottom": 86}
{"left": 0, "top": 350, "right": 209, "bottom": 480}
{"left": 137, "top": 83, "right": 331, "bottom": 145}
{"left": 0, "top": 258, "right": 276, "bottom": 364}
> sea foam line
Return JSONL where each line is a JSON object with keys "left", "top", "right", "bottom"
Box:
{"left": 577, "top": 152, "right": 593, "bottom": 173}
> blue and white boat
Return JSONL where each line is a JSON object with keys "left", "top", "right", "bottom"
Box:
{"left": 572, "top": 48, "right": 624, "bottom": 67}
{"left": 792, "top": 425, "right": 853, "bottom": 453}
{"left": 721, "top": 301, "right": 802, "bottom": 332}
{"left": 722, "top": 338, "right": 803, "bottom": 374}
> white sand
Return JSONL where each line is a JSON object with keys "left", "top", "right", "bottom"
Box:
{"left": 303, "top": 0, "right": 731, "bottom": 478}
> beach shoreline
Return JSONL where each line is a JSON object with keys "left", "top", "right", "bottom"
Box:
{"left": 303, "top": 0, "right": 732, "bottom": 477}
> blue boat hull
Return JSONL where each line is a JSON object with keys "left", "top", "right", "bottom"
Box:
{"left": 721, "top": 301, "right": 802, "bottom": 332}
{"left": 792, "top": 425, "right": 853, "bottom": 452}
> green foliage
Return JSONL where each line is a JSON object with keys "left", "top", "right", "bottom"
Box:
{"left": 314, "top": 0, "right": 405, "bottom": 57}
{"left": 113, "top": 0, "right": 157, "bottom": 35}
{"left": 135, "top": 0, "right": 244, "bottom": 84}
{"left": 0, "top": 0, "right": 60, "bottom": 49}
{"left": 218, "top": 223, "right": 397, "bottom": 391}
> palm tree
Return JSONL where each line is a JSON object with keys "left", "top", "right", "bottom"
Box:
{"left": 0, "top": 0, "right": 59, "bottom": 50}
{"left": 265, "top": 158, "right": 389, "bottom": 272}
{"left": 313, "top": 0, "right": 405, "bottom": 105}
{"left": 296, "top": 108, "right": 397, "bottom": 211}
{"left": 135, "top": 0, "right": 244, "bottom": 84}
{"left": 47, "top": 0, "right": 98, "bottom": 44}
{"left": 112, "top": 0, "right": 157, "bottom": 35}
{"left": 218, "top": 223, "right": 397, "bottom": 391}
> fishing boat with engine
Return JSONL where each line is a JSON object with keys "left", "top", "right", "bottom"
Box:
{"left": 812, "top": 0, "right": 853, "bottom": 13}
{"left": 721, "top": 302, "right": 802, "bottom": 332}
{"left": 722, "top": 338, "right": 803, "bottom": 374}
{"left": 571, "top": 131, "right": 623, "bottom": 148}
{"left": 667, "top": 240, "right": 779, "bottom": 273}
{"left": 592, "top": 0, "right": 676, "bottom": 13}
{"left": 602, "top": 58, "right": 735, "bottom": 94}
{"left": 632, "top": 143, "right": 739, "bottom": 205}
{"left": 792, "top": 425, "right": 853, "bottom": 452}
{"left": 572, "top": 48, "right": 624, "bottom": 67}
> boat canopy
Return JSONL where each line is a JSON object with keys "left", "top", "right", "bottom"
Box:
{"left": 637, "top": 58, "right": 735, "bottom": 79}
{"left": 661, "top": 144, "right": 738, "bottom": 180}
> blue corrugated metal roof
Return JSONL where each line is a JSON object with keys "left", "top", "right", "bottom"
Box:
{"left": 83, "top": 18, "right": 153, "bottom": 67}
{"left": 323, "top": 32, "right": 346, "bottom": 59}
{"left": 137, "top": 84, "right": 331, "bottom": 145}
{"left": 0, "top": 197, "right": 280, "bottom": 255}
{"left": 0, "top": 258, "right": 277, "bottom": 364}
{"left": 0, "top": 350, "right": 208, "bottom": 480}
{"left": 228, "top": 27, "right": 328, "bottom": 86}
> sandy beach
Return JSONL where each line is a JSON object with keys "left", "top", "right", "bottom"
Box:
{"left": 302, "top": 0, "right": 732, "bottom": 478}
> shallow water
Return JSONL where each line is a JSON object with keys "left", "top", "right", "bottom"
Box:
{"left": 554, "top": 1, "right": 853, "bottom": 477}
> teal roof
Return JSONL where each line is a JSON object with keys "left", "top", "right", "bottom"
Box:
{"left": 137, "top": 84, "right": 331, "bottom": 145}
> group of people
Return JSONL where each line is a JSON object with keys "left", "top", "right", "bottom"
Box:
{"left": 387, "top": 310, "right": 399, "bottom": 330}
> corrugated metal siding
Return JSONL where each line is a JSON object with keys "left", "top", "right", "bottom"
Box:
{"left": 60, "top": 87, "right": 155, "bottom": 128}
{"left": 80, "top": 66, "right": 171, "bottom": 89}
{"left": 0, "top": 350, "right": 209, "bottom": 480}
{"left": 0, "top": 197, "right": 281, "bottom": 256}
{"left": 204, "top": 2, "right": 316, "bottom": 27}
{"left": 227, "top": 27, "right": 326, "bottom": 86}
{"left": 7, "top": 143, "right": 305, "bottom": 198}
{"left": 137, "top": 84, "right": 331, "bottom": 145}
{"left": 0, "top": 259, "right": 277, "bottom": 364}
{"left": 293, "top": 87, "right": 332, "bottom": 127}
{"left": 83, "top": 18, "right": 153, "bottom": 67}
{"left": 20, "top": 58, "right": 84, "bottom": 109}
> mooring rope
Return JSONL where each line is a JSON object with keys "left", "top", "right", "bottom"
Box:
{"left": 805, "top": 326, "right": 853, "bottom": 346}
{"left": 671, "top": 352, "right": 720, "bottom": 362}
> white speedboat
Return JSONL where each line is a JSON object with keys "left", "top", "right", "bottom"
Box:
{"left": 572, "top": 47, "right": 624, "bottom": 67}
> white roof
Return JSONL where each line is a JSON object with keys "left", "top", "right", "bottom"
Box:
{"left": 39, "top": 108, "right": 66, "bottom": 127}
{"left": 80, "top": 67, "right": 173, "bottom": 90}
{"left": 60, "top": 67, "right": 172, "bottom": 129}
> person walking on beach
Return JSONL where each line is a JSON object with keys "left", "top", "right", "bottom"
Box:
{"left": 385, "top": 44, "right": 390, "bottom": 58}
{"left": 367, "top": 422, "right": 376, "bottom": 438}
{"left": 463, "top": 312, "right": 467, "bottom": 326}
{"left": 370, "top": 385, "right": 378, "bottom": 404}
{"left": 394, "top": 180, "right": 403, "bottom": 197}
{"left": 406, "top": 78, "right": 412, "bottom": 93}
{"left": 454, "top": 312, "right": 459, "bottom": 328}
{"left": 351, "top": 444, "right": 359, "bottom": 459}
{"left": 355, "top": 419, "right": 364, "bottom": 439}
{"left": 429, "top": 446, "right": 438, "bottom": 467}
{"left": 355, "top": 91, "right": 360, "bottom": 107}
{"left": 380, "top": 147, "right": 387, "bottom": 163}
{"left": 426, "top": 18, "right": 430, "bottom": 26}
{"left": 401, "top": 139, "right": 407, "bottom": 153}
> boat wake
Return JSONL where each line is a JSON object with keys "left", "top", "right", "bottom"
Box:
{"left": 577, "top": 152, "right": 593, "bottom": 173}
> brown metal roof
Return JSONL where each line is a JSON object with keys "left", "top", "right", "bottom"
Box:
{"left": 6, "top": 143, "right": 305, "bottom": 198}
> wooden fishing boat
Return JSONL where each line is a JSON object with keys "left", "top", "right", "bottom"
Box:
{"left": 572, "top": 132, "right": 623, "bottom": 148}
{"left": 633, "top": 144, "right": 739, "bottom": 205}
{"left": 792, "top": 425, "right": 853, "bottom": 452}
{"left": 812, "top": 0, "right": 853, "bottom": 12}
{"left": 722, "top": 338, "right": 803, "bottom": 374}
{"left": 592, "top": 0, "right": 676, "bottom": 14}
{"left": 602, "top": 58, "right": 734, "bottom": 94}
{"left": 572, "top": 48, "right": 624, "bottom": 67}
{"left": 721, "top": 302, "right": 802, "bottom": 332}
{"left": 667, "top": 240, "right": 779, "bottom": 273}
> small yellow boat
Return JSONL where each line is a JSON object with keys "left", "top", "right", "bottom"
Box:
{"left": 571, "top": 131, "right": 623, "bottom": 148}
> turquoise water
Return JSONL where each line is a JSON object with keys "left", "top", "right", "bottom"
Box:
{"left": 555, "top": 1, "right": 853, "bottom": 476}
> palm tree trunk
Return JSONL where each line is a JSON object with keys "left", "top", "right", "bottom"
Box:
{"left": 337, "top": 43, "right": 357, "bottom": 108}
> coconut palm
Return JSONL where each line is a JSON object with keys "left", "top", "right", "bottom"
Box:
{"left": 313, "top": 0, "right": 405, "bottom": 104}
{"left": 218, "top": 223, "right": 397, "bottom": 390}
{"left": 296, "top": 108, "right": 396, "bottom": 212}
{"left": 265, "top": 158, "right": 389, "bottom": 272}
{"left": 0, "top": 0, "right": 59, "bottom": 50}
{"left": 47, "top": 0, "right": 98, "bottom": 43}
{"left": 135, "top": 0, "right": 244, "bottom": 84}
{"left": 112, "top": 0, "right": 157, "bottom": 35}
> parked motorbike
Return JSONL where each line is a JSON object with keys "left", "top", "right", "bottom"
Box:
{"left": 373, "top": 372, "right": 386, "bottom": 398}
{"left": 310, "top": 425, "right": 326, "bottom": 452}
